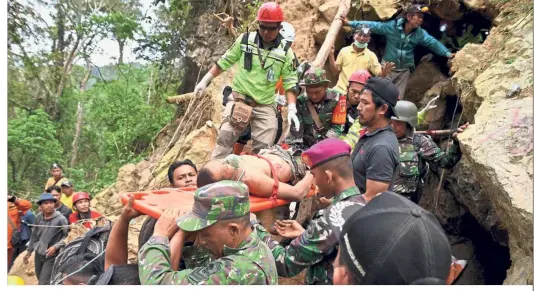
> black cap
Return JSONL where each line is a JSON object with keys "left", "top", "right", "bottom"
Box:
{"left": 50, "top": 163, "right": 63, "bottom": 170}
{"left": 61, "top": 180, "right": 73, "bottom": 188}
{"left": 406, "top": 4, "right": 430, "bottom": 14}
{"left": 338, "top": 191, "right": 452, "bottom": 285}
{"left": 364, "top": 77, "right": 399, "bottom": 117}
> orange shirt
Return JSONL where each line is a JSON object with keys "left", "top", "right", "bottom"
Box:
{"left": 7, "top": 199, "right": 32, "bottom": 249}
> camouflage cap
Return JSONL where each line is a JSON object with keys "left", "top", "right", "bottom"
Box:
{"left": 176, "top": 180, "right": 250, "bottom": 232}
{"left": 298, "top": 67, "right": 330, "bottom": 86}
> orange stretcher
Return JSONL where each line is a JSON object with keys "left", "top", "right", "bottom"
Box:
{"left": 119, "top": 186, "right": 316, "bottom": 219}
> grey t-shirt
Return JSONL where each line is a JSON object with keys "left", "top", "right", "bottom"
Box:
{"left": 350, "top": 126, "right": 400, "bottom": 193}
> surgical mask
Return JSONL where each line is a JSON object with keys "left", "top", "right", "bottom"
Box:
{"left": 354, "top": 40, "right": 368, "bottom": 49}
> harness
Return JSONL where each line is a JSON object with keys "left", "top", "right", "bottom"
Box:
{"left": 240, "top": 32, "right": 292, "bottom": 71}
{"left": 239, "top": 152, "right": 279, "bottom": 204}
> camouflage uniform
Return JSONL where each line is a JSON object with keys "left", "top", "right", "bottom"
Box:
{"left": 138, "top": 180, "right": 278, "bottom": 285}
{"left": 255, "top": 187, "right": 365, "bottom": 285}
{"left": 394, "top": 133, "right": 462, "bottom": 202}
{"left": 286, "top": 68, "right": 345, "bottom": 151}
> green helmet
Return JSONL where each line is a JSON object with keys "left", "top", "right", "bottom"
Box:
{"left": 299, "top": 66, "right": 330, "bottom": 86}
{"left": 391, "top": 100, "right": 418, "bottom": 128}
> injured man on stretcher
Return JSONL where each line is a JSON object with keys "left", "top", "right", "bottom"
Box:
{"left": 198, "top": 145, "right": 314, "bottom": 201}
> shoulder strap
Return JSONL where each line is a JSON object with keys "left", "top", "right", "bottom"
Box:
{"left": 77, "top": 227, "right": 98, "bottom": 256}
{"left": 306, "top": 101, "right": 324, "bottom": 131}
{"left": 283, "top": 41, "right": 291, "bottom": 53}
{"left": 240, "top": 32, "right": 249, "bottom": 45}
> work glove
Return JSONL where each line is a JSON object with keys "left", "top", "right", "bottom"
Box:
{"left": 288, "top": 103, "right": 300, "bottom": 132}
{"left": 194, "top": 72, "right": 214, "bottom": 97}
{"left": 421, "top": 95, "right": 439, "bottom": 114}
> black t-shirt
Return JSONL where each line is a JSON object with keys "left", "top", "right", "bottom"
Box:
{"left": 350, "top": 126, "right": 400, "bottom": 193}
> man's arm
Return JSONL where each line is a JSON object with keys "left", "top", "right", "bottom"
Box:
{"left": 15, "top": 198, "right": 32, "bottom": 212}
{"left": 281, "top": 47, "right": 299, "bottom": 106}
{"left": 52, "top": 216, "right": 69, "bottom": 250}
{"left": 420, "top": 30, "right": 452, "bottom": 58}
{"left": 255, "top": 217, "right": 336, "bottom": 278}
{"left": 364, "top": 145, "right": 398, "bottom": 200}
{"left": 341, "top": 120, "right": 362, "bottom": 149}
{"left": 418, "top": 134, "right": 462, "bottom": 169}
{"left": 328, "top": 47, "right": 341, "bottom": 76}
{"left": 345, "top": 18, "right": 394, "bottom": 36}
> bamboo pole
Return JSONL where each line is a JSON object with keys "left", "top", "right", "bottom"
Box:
{"left": 166, "top": 93, "right": 196, "bottom": 104}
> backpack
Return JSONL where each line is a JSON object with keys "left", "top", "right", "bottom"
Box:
{"left": 49, "top": 220, "right": 112, "bottom": 285}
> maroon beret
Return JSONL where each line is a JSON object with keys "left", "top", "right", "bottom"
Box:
{"left": 302, "top": 138, "right": 351, "bottom": 169}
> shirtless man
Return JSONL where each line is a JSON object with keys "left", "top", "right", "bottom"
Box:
{"left": 197, "top": 146, "right": 314, "bottom": 202}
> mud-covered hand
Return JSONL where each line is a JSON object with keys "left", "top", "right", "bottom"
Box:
{"left": 121, "top": 194, "right": 142, "bottom": 221}
{"left": 273, "top": 220, "right": 305, "bottom": 239}
{"left": 153, "top": 208, "right": 181, "bottom": 239}
{"left": 380, "top": 62, "right": 396, "bottom": 77}
{"left": 194, "top": 72, "right": 214, "bottom": 97}
{"left": 45, "top": 246, "right": 57, "bottom": 257}
{"left": 339, "top": 15, "right": 349, "bottom": 26}
{"left": 288, "top": 103, "right": 300, "bottom": 132}
{"left": 421, "top": 95, "right": 440, "bottom": 114}
{"left": 452, "top": 122, "right": 469, "bottom": 139}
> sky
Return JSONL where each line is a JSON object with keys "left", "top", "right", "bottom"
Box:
{"left": 27, "top": 0, "right": 160, "bottom": 67}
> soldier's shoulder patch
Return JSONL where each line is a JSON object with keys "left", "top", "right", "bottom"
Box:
{"left": 187, "top": 261, "right": 222, "bottom": 284}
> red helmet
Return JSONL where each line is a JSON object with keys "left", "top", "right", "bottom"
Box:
{"left": 73, "top": 192, "right": 91, "bottom": 204}
{"left": 348, "top": 70, "right": 371, "bottom": 85}
{"left": 257, "top": 2, "right": 284, "bottom": 23}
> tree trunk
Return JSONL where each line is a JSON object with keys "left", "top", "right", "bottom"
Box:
{"left": 118, "top": 39, "right": 125, "bottom": 65}
{"left": 147, "top": 66, "right": 154, "bottom": 104}
{"left": 70, "top": 64, "right": 92, "bottom": 168}
{"left": 311, "top": 0, "right": 351, "bottom": 68}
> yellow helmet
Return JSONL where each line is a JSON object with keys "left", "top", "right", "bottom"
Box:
{"left": 7, "top": 275, "right": 25, "bottom": 285}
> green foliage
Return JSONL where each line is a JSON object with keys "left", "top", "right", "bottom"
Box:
{"left": 8, "top": 109, "right": 63, "bottom": 198}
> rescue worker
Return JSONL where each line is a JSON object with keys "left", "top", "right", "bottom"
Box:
{"left": 390, "top": 100, "right": 467, "bottom": 203}
{"left": 24, "top": 193, "right": 69, "bottom": 285}
{"left": 341, "top": 4, "right": 455, "bottom": 99}
{"left": 9, "top": 204, "right": 35, "bottom": 271}
{"left": 138, "top": 180, "right": 279, "bottom": 285}
{"left": 350, "top": 77, "right": 400, "bottom": 199}
{"left": 68, "top": 192, "right": 102, "bottom": 229}
{"left": 329, "top": 24, "right": 395, "bottom": 94}
{"left": 330, "top": 191, "right": 452, "bottom": 285}
{"left": 285, "top": 67, "right": 346, "bottom": 151}
{"left": 60, "top": 180, "right": 75, "bottom": 209}
{"left": 167, "top": 159, "right": 198, "bottom": 188}
{"left": 48, "top": 185, "right": 72, "bottom": 220}
{"left": 255, "top": 138, "right": 366, "bottom": 284}
{"left": 233, "top": 21, "right": 298, "bottom": 154}
{"left": 44, "top": 162, "right": 68, "bottom": 191}
{"left": 194, "top": 2, "right": 299, "bottom": 159}
{"left": 341, "top": 70, "right": 439, "bottom": 149}
{"left": 7, "top": 194, "right": 32, "bottom": 268}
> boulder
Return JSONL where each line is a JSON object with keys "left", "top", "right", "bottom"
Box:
{"left": 430, "top": 0, "right": 464, "bottom": 21}
{"left": 318, "top": 0, "right": 339, "bottom": 23}
{"left": 405, "top": 61, "right": 447, "bottom": 104}
{"left": 362, "top": 0, "right": 400, "bottom": 20}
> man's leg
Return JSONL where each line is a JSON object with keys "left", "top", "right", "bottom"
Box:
{"left": 34, "top": 254, "right": 44, "bottom": 283}
{"left": 212, "top": 100, "right": 246, "bottom": 159}
{"left": 38, "top": 256, "right": 56, "bottom": 285}
{"left": 250, "top": 103, "right": 278, "bottom": 153}
{"left": 386, "top": 69, "right": 410, "bottom": 99}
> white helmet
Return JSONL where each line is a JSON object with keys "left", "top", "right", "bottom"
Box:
{"left": 280, "top": 22, "right": 296, "bottom": 42}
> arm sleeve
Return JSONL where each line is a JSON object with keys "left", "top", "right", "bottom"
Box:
{"left": 348, "top": 20, "right": 393, "bottom": 35}
{"left": 341, "top": 121, "right": 362, "bottom": 149}
{"left": 53, "top": 216, "right": 69, "bottom": 249}
{"left": 216, "top": 34, "right": 244, "bottom": 71}
{"left": 139, "top": 239, "right": 266, "bottom": 285}
{"left": 15, "top": 198, "right": 32, "bottom": 212}
{"left": 327, "top": 125, "right": 344, "bottom": 137}
{"left": 255, "top": 218, "right": 336, "bottom": 278}
{"left": 369, "top": 53, "right": 382, "bottom": 76}
{"left": 420, "top": 30, "right": 452, "bottom": 57}
{"left": 419, "top": 135, "right": 462, "bottom": 169}
{"left": 335, "top": 51, "right": 343, "bottom": 67}
{"left": 365, "top": 145, "right": 398, "bottom": 183}
{"left": 282, "top": 48, "right": 299, "bottom": 92}
{"left": 417, "top": 110, "right": 426, "bottom": 125}
{"left": 27, "top": 216, "right": 39, "bottom": 253}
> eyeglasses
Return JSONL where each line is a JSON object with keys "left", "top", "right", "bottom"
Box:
{"left": 259, "top": 24, "right": 280, "bottom": 31}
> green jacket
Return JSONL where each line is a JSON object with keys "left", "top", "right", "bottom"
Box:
{"left": 286, "top": 88, "right": 344, "bottom": 151}
{"left": 217, "top": 31, "right": 298, "bottom": 105}
{"left": 256, "top": 187, "right": 365, "bottom": 285}
{"left": 138, "top": 231, "right": 278, "bottom": 285}
{"left": 348, "top": 18, "right": 451, "bottom": 70}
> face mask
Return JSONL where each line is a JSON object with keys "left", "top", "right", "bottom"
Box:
{"left": 354, "top": 40, "right": 368, "bottom": 49}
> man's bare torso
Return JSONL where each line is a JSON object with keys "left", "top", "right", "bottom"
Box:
{"left": 240, "top": 154, "right": 293, "bottom": 183}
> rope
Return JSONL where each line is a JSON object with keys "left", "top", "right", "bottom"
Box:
{"left": 51, "top": 249, "right": 106, "bottom": 285}
{"left": 433, "top": 98, "right": 464, "bottom": 212}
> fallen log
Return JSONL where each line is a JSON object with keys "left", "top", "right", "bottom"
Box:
{"left": 311, "top": 0, "right": 352, "bottom": 68}
{"left": 415, "top": 129, "right": 456, "bottom": 136}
